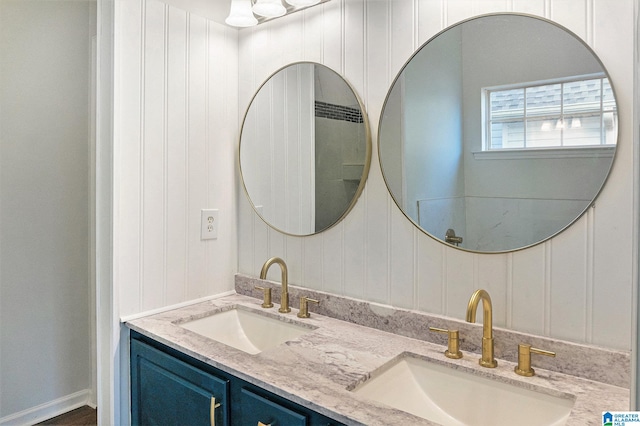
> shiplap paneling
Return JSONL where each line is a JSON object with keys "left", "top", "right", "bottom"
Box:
{"left": 141, "top": 0, "right": 167, "bottom": 311}
{"left": 511, "top": 245, "right": 546, "bottom": 335}
{"left": 166, "top": 6, "right": 188, "bottom": 306}
{"left": 115, "top": 0, "right": 238, "bottom": 318}
{"left": 185, "top": 12, "right": 209, "bottom": 301}
{"left": 343, "top": 196, "right": 367, "bottom": 300}
{"left": 116, "top": 0, "right": 143, "bottom": 316}
{"left": 237, "top": 0, "right": 635, "bottom": 351}
{"left": 589, "top": 0, "right": 635, "bottom": 349}
{"left": 511, "top": 0, "right": 546, "bottom": 16}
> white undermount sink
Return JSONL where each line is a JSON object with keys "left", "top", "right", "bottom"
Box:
{"left": 352, "top": 354, "right": 575, "bottom": 426}
{"left": 177, "top": 306, "right": 316, "bottom": 355}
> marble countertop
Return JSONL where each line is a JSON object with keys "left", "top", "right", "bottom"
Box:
{"left": 126, "top": 293, "right": 629, "bottom": 425}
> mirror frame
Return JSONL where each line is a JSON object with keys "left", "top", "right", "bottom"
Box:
{"left": 239, "top": 61, "right": 372, "bottom": 236}
{"left": 378, "top": 12, "right": 620, "bottom": 254}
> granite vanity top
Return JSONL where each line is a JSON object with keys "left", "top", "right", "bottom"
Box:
{"left": 126, "top": 292, "right": 629, "bottom": 426}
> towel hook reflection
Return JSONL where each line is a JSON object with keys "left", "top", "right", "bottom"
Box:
{"left": 445, "top": 228, "right": 463, "bottom": 246}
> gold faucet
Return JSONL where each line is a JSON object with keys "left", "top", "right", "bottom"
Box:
{"left": 260, "top": 257, "right": 290, "bottom": 313}
{"left": 466, "top": 289, "right": 497, "bottom": 368}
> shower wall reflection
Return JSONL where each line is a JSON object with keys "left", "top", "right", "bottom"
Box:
{"left": 314, "top": 66, "right": 367, "bottom": 231}
{"left": 240, "top": 63, "right": 369, "bottom": 236}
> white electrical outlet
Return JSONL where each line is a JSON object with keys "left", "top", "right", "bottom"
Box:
{"left": 201, "top": 209, "right": 219, "bottom": 240}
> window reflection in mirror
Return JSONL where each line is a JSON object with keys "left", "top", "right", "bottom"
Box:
{"left": 378, "top": 14, "right": 618, "bottom": 253}
{"left": 485, "top": 75, "right": 617, "bottom": 150}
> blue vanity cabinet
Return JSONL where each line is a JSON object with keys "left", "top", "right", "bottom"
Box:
{"left": 130, "top": 338, "right": 230, "bottom": 426}
{"left": 237, "top": 388, "right": 307, "bottom": 425}
{"left": 130, "top": 331, "right": 344, "bottom": 426}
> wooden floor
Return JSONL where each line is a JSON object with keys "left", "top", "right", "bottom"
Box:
{"left": 36, "top": 406, "right": 97, "bottom": 426}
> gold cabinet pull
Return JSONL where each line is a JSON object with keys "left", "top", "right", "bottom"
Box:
{"left": 255, "top": 286, "right": 274, "bottom": 308}
{"left": 428, "top": 326, "right": 463, "bottom": 359}
{"left": 515, "top": 343, "right": 556, "bottom": 377}
{"left": 210, "top": 396, "right": 221, "bottom": 426}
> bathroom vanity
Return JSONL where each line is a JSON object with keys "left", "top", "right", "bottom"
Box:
{"left": 126, "top": 282, "right": 629, "bottom": 426}
{"left": 130, "top": 331, "right": 342, "bottom": 425}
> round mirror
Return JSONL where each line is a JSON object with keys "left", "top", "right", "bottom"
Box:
{"left": 379, "top": 14, "right": 618, "bottom": 253}
{"left": 240, "top": 62, "right": 371, "bottom": 236}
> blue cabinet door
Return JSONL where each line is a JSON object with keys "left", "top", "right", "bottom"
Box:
{"left": 131, "top": 339, "right": 230, "bottom": 426}
{"left": 237, "top": 387, "right": 307, "bottom": 426}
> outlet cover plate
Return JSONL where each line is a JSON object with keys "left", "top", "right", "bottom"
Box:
{"left": 201, "top": 209, "right": 219, "bottom": 240}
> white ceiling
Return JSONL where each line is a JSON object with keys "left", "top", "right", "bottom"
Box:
{"left": 161, "top": 0, "right": 230, "bottom": 24}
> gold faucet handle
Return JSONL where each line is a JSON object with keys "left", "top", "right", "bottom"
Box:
{"left": 514, "top": 343, "right": 556, "bottom": 377}
{"left": 429, "top": 327, "right": 463, "bottom": 359}
{"left": 297, "top": 296, "right": 319, "bottom": 318}
{"left": 254, "top": 286, "right": 274, "bottom": 308}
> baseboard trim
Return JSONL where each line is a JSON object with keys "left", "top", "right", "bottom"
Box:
{"left": 0, "top": 389, "right": 92, "bottom": 426}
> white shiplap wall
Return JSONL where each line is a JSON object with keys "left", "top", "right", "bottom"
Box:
{"left": 114, "top": 0, "right": 238, "bottom": 318}
{"left": 237, "top": 0, "right": 636, "bottom": 351}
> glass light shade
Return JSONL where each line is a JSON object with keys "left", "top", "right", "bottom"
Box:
{"left": 225, "top": 0, "right": 258, "bottom": 27}
{"left": 252, "top": 0, "right": 286, "bottom": 17}
{"left": 285, "top": 0, "right": 321, "bottom": 6}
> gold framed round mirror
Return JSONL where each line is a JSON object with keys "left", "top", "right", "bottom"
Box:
{"left": 378, "top": 13, "right": 618, "bottom": 253}
{"left": 240, "top": 62, "right": 371, "bottom": 236}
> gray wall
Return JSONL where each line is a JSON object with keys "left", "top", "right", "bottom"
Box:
{"left": 0, "top": 0, "right": 95, "bottom": 421}
{"left": 396, "top": 26, "right": 465, "bottom": 241}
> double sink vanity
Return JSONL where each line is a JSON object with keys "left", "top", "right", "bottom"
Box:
{"left": 127, "top": 272, "right": 629, "bottom": 426}
{"left": 127, "top": 11, "right": 629, "bottom": 426}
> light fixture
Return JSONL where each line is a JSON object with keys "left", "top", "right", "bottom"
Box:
{"left": 225, "top": 0, "right": 329, "bottom": 28}
{"left": 225, "top": 0, "right": 258, "bottom": 27}
{"left": 252, "top": 0, "right": 286, "bottom": 18}
{"left": 555, "top": 119, "right": 565, "bottom": 130}
{"left": 285, "top": 0, "right": 321, "bottom": 6}
{"left": 540, "top": 121, "right": 552, "bottom": 131}
{"left": 571, "top": 117, "right": 581, "bottom": 128}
